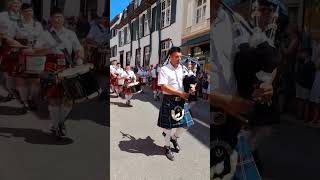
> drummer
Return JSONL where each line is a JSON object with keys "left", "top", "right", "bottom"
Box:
{"left": 136, "top": 65, "right": 146, "bottom": 93}
{"left": 122, "top": 65, "right": 136, "bottom": 106}
{"left": 0, "top": 0, "right": 23, "bottom": 102}
{"left": 15, "top": 3, "right": 44, "bottom": 110}
{"left": 151, "top": 64, "right": 161, "bottom": 101}
{"left": 110, "top": 59, "right": 118, "bottom": 96}
{"left": 31, "top": 7, "right": 82, "bottom": 137}
{"left": 86, "top": 15, "right": 108, "bottom": 46}
{"left": 116, "top": 63, "right": 125, "bottom": 96}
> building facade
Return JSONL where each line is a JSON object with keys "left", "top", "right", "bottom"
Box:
{"left": 0, "top": 0, "right": 108, "bottom": 21}
{"left": 181, "top": 0, "right": 210, "bottom": 71}
{"left": 110, "top": 0, "right": 183, "bottom": 68}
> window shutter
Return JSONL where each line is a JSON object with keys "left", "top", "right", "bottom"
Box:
{"left": 142, "top": 14, "right": 145, "bottom": 37}
{"left": 132, "top": 20, "right": 136, "bottom": 41}
{"left": 171, "top": 0, "right": 177, "bottom": 24}
{"left": 156, "top": 3, "right": 161, "bottom": 30}
{"left": 136, "top": 17, "right": 140, "bottom": 39}
{"left": 151, "top": 7, "right": 156, "bottom": 32}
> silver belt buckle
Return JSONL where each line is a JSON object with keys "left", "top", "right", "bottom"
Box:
{"left": 174, "top": 97, "right": 181, "bottom": 101}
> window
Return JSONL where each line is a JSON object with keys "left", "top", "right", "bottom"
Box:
{"left": 160, "top": 39, "right": 171, "bottom": 64}
{"left": 111, "top": 45, "right": 117, "bottom": 57}
{"left": 134, "top": 0, "right": 140, "bottom": 9}
{"left": 160, "top": 0, "right": 171, "bottom": 28}
{"left": 144, "top": 12, "right": 150, "bottom": 36}
{"left": 126, "top": 51, "right": 131, "bottom": 65}
{"left": 119, "top": 30, "right": 124, "bottom": 46}
{"left": 111, "top": 28, "right": 117, "bottom": 38}
{"left": 143, "top": 46, "right": 151, "bottom": 67}
{"left": 124, "top": 26, "right": 130, "bottom": 44}
{"left": 195, "top": 0, "right": 207, "bottom": 24}
{"left": 135, "top": 48, "right": 141, "bottom": 66}
{"left": 139, "top": 15, "right": 144, "bottom": 37}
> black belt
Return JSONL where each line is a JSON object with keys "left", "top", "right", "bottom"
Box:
{"left": 163, "top": 94, "right": 182, "bottom": 102}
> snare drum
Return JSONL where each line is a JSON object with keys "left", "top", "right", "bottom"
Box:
{"left": 17, "top": 55, "right": 46, "bottom": 77}
{"left": 58, "top": 63, "right": 101, "bottom": 102}
{"left": 139, "top": 76, "right": 147, "bottom": 84}
{"left": 125, "top": 82, "right": 142, "bottom": 94}
{"left": 117, "top": 78, "right": 125, "bottom": 86}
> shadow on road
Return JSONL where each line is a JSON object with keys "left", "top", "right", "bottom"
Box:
{"left": 130, "top": 88, "right": 210, "bottom": 148}
{"left": 118, "top": 131, "right": 164, "bottom": 156}
{"left": 69, "top": 98, "right": 108, "bottom": 126}
{"left": 0, "top": 106, "right": 27, "bottom": 116}
{"left": 0, "top": 127, "right": 73, "bottom": 145}
{"left": 110, "top": 101, "right": 131, "bottom": 108}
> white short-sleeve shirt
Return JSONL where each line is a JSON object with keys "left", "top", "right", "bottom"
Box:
{"left": 35, "top": 27, "right": 81, "bottom": 55}
{"left": 86, "top": 23, "right": 108, "bottom": 45}
{"left": 16, "top": 19, "right": 43, "bottom": 46}
{"left": 0, "top": 11, "right": 19, "bottom": 38}
{"left": 123, "top": 70, "right": 136, "bottom": 80}
{"left": 110, "top": 65, "right": 117, "bottom": 74}
{"left": 158, "top": 62, "right": 186, "bottom": 95}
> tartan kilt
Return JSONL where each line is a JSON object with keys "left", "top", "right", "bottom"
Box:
{"left": 46, "top": 83, "right": 65, "bottom": 98}
{"left": 110, "top": 77, "right": 117, "bottom": 86}
{"left": 157, "top": 95, "right": 194, "bottom": 129}
{"left": 234, "top": 132, "right": 261, "bottom": 180}
{"left": 151, "top": 77, "right": 161, "bottom": 90}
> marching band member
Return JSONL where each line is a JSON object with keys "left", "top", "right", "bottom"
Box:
{"left": 115, "top": 62, "right": 125, "bottom": 96}
{"left": 151, "top": 64, "right": 161, "bottom": 101}
{"left": 0, "top": 0, "right": 22, "bottom": 102}
{"left": 110, "top": 59, "right": 118, "bottom": 96}
{"left": 158, "top": 47, "right": 195, "bottom": 161}
{"left": 122, "top": 65, "right": 136, "bottom": 106}
{"left": 15, "top": 3, "right": 44, "bottom": 110}
{"left": 136, "top": 65, "right": 145, "bottom": 93}
{"left": 86, "top": 15, "right": 109, "bottom": 46}
{"left": 32, "top": 7, "right": 82, "bottom": 137}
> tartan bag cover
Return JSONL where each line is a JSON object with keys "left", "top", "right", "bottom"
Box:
{"left": 233, "top": 133, "right": 261, "bottom": 180}
{"left": 179, "top": 103, "right": 194, "bottom": 128}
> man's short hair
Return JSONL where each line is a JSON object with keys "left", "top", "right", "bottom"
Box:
{"left": 21, "top": 3, "right": 32, "bottom": 10}
{"left": 50, "top": 7, "right": 63, "bottom": 17}
{"left": 168, "top": 46, "right": 181, "bottom": 55}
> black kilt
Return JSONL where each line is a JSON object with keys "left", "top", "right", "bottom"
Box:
{"left": 157, "top": 95, "right": 187, "bottom": 129}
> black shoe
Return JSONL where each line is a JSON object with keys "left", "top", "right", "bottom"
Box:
{"left": 164, "top": 146, "right": 174, "bottom": 161}
{"left": 170, "top": 137, "right": 180, "bottom": 153}
{"left": 58, "top": 122, "right": 67, "bottom": 136}
{"left": 2, "top": 93, "right": 13, "bottom": 102}
{"left": 27, "top": 100, "right": 38, "bottom": 111}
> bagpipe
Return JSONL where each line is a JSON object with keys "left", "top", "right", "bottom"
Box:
{"left": 211, "top": 1, "right": 288, "bottom": 179}
{"left": 223, "top": 0, "right": 287, "bottom": 125}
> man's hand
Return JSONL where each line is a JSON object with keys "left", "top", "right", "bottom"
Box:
{"left": 179, "top": 91, "right": 189, "bottom": 101}
{"left": 223, "top": 95, "right": 254, "bottom": 123}
{"left": 252, "top": 82, "right": 273, "bottom": 103}
{"left": 189, "top": 84, "right": 196, "bottom": 94}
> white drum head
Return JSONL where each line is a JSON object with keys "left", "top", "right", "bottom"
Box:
{"left": 128, "top": 82, "right": 139, "bottom": 87}
{"left": 25, "top": 56, "right": 46, "bottom": 73}
{"left": 118, "top": 79, "right": 124, "bottom": 85}
{"left": 58, "top": 63, "right": 93, "bottom": 78}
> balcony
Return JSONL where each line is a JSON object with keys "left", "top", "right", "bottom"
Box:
{"left": 182, "top": 18, "right": 210, "bottom": 39}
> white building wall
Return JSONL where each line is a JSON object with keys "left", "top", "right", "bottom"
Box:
{"left": 116, "top": 0, "right": 184, "bottom": 67}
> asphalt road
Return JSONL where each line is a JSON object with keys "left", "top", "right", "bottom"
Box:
{"left": 0, "top": 75, "right": 109, "bottom": 180}
{"left": 110, "top": 87, "right": 210, "bottom": 180}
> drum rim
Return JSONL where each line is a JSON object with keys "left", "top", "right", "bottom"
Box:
{"left": 58, "top": 64, "right": 93, "bottom": 78}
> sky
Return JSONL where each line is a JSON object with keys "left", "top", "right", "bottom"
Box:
{"left": 110, "top": 0, "right": 131, "bottom": 20}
